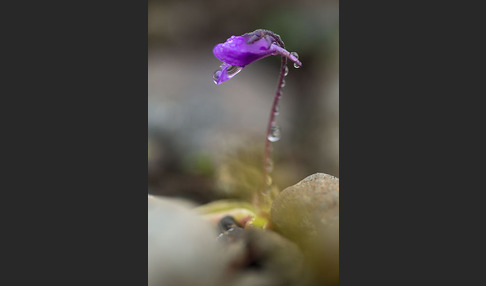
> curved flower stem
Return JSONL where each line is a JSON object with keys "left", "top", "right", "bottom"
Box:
{"left": 261, "top": 56, "right": 287, "bottom": 197}
{"left": 216, "top": 29, "right": 303, "bottom": 211}
{"left": 272, "top": 44, "right": 302, "bottom": 67}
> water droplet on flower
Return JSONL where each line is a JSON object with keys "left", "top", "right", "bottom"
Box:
{"left": 280, "top": 79, "right": 286, "bottom": 88}
{"left": 212, "top": 65, "right": 243, "bottom": 84}
{"left": 226, "top": 65, "right": 243, "bottom": 77}
{"left": 268, "top": 125, "right": 281, "bottom": 142}
{"left": 290, "top": 52, "right": 300, "bottom": 68}
{"left": 284, "top": 65, "right": 289, "bottom": 76}
{"left": 274, "top": 104, "right": 280, "bottom": 115}
{"left": 212, "top": 69, "right": 222, "bottom": 84}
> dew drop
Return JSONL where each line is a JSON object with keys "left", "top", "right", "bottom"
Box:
{"left": 273, "top": 104, "right": 280, "bottom": 115}
{"left": 267, "top": 125, "right": 281, "bottom": 142}
{"left": 226, "top": 65, "right": 243, "bottom": 76}
{"left": 212, "top": 65, "right": 243, "bottom": 84}
{"left": 265, "top": 174, "right": 273, "bottom": 186}
{"left": 280, "top": 79, "right": 286, "bottom": 88}
{"left": 212, "top": 69, "right": 222, "bottom": 84}
{"left": 284, "top": 65, "right": 289, "bottom": 76}
{"left": 262, "top": 187, "right": 272, "bottom": 195}
{"left": 290, "top": 52, "right": 300, "bottom": 68}
{"left": 265, "top": 158, "right": 274, "bottom": 173}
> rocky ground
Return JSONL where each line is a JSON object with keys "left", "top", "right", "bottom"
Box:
{"left": 148, "top": 173, "right": 339, "bottom": 286}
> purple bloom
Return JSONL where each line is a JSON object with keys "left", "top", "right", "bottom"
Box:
{"left": 212, "top": 30, "right": 302, "bottom": 84}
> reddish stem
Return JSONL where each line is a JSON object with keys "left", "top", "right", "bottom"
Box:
{"left": 262, "top": 56, "right": 287, "bottom": 195}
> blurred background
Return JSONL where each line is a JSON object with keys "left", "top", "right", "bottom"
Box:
{"left": 148, "top": 0, "right": 339, "bottom": 204}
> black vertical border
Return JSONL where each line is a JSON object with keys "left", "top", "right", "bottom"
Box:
{"left": 5, "top": 0, "right": 149, "bottom": 284}
{"left": 340, "top": 1, "right": 424, "bottom": 284}
{"left": 6, "top": 0, "right": 482, "bottom": 284}
{"left": 340, "top": 1, "right": 485, "bottom": 285}
{"left": 79, "top": 1, "right": 149, "bottom": 285}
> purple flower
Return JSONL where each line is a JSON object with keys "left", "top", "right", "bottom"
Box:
{"left": 212, "top": 30, "right": 302, "bottom": 85}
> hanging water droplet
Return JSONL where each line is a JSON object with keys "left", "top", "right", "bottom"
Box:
{"left": 262, "top": 186, "right": 272, "bottom": 195}
{"left": 284, "top": 65, "right": 289, "bottom": 76}
{"left": 212, "top": 69, "right": 222, "bottom": 84}
{"left": 265, "top": 158, "right": 274, "bottom": 173}
{"left": 226, "top": 65, "right": 243, "bottom": 76}
{"left": 265, "top": 174, "right": 273, "bottom": 186}
{"left": 212, "top": 65, "right": 243, "bottom": 84}
{"left": 290, "top": 52, "right": 300, "bottom": 68}
{"left": 280, "top": 79, "right": 286, "bottom": 88}
{"left": 274, "top": 104, "right": 280, "bottom": 115}
{"left": 268, "top": 125, "right": 281, "bottom": 142}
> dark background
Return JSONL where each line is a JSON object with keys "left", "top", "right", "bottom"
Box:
{"left": 148, "top": 0, "right": 339, "bottom": 203}
{"left": 5, "top": 1, "right": 480, "bottom": 285}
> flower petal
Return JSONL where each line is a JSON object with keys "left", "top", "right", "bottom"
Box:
{"left": 212, "top": 30, "right": 302, "bottom": 84}
{"left": 212, "top": 63, "right": 244, "bottom": 85}
{"left": 213, "top": 35, "right": 275, "bottom": 67}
